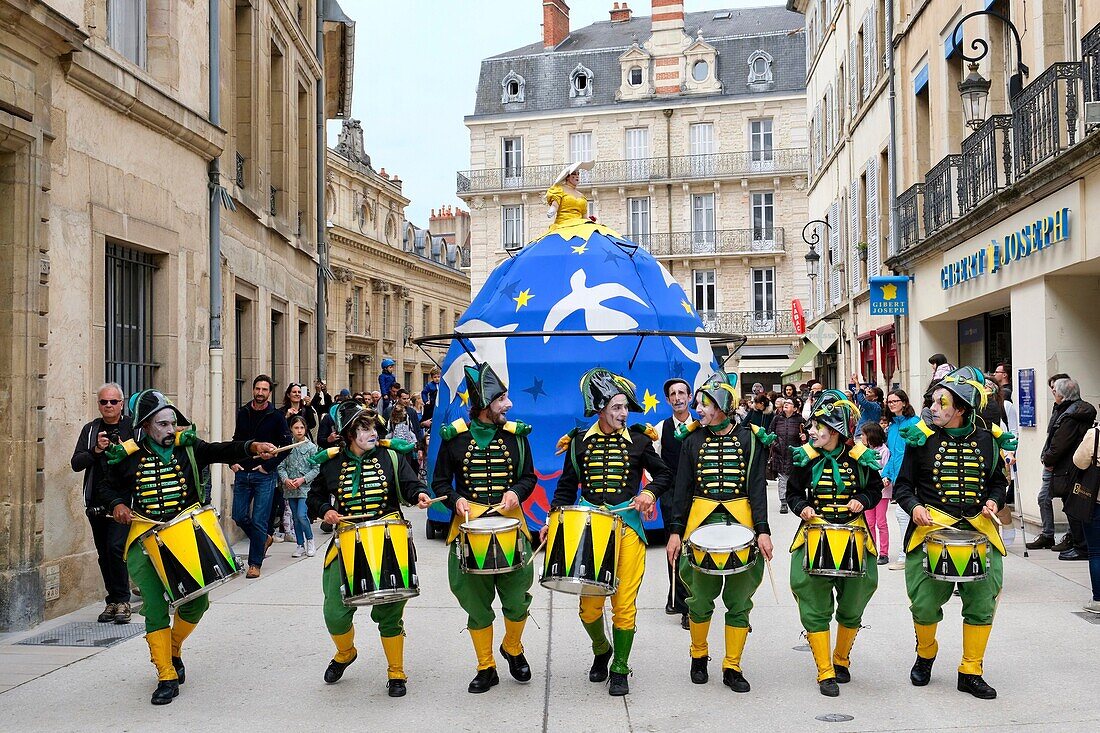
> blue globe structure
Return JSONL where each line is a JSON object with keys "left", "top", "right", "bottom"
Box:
{"left": 420, "top": 220, "right": 741, "bottom": 535}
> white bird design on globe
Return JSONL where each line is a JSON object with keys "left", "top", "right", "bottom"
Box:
{"left": 442, "top": 319, "right": 519, "bottom": 401}
{"left": 542, "top": 269, "right": 648, "bottom": 342}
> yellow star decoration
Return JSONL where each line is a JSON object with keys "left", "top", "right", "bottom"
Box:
{"left": 571, "top": 243, "right": 588, "bottom": 255}
{"left": 458, "top": 390, "right": 469, "bottom": 406}
{"left": 880, "top": 283, "right": 898, "bottom": 300}
{"left": 680, "top": 300, "right": 693, "bottom": 314}
{"left": 642, "top": 389, "right": 659, "bottom": 414}
{"left": 514, "top": 288, "right": 534, "bottom": 311}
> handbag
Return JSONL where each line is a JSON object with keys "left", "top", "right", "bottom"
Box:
{"left": 1065, "top": 426, "right": 1100, "bottom": 522}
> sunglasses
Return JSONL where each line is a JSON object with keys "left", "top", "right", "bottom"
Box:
{"left": 99, "top": 399, "right": 122, "bottom": 406}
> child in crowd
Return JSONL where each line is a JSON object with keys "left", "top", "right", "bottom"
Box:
{"left": 277, "top": 415, "right": 319, "bottom": 558}
{"left": 859, "top": 421, "right": 891, "bottom": 565}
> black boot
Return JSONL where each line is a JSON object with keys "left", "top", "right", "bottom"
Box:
{"left": 172, "top": 656, "right": 185, "bottom": 685}
{"left": 834, "top": 664, "right": 850, "bottom": 684}
{"left": 722, "top": 668, "right": 750, "bottom": 693}
{"left": 608, "top": 671, "right": 630, "bottom": 696}
{"left": 1024, "top": 534, "right": 1054, "bottom": 550}
{"left": 910, "top": 655, "right": 935, "bottom": 686}
{"left": 818, "top": 677, "right": 840, "bottom": 697}
{"left": 150, "top": 680, "right": 179, "bottom": 705}
{"left": 468, "top": 667, "right": 499, "bottom": 693}
{"left": 779, "top": 503, "right": 789, "bottom": 514}
{"left": 589, "top": 648, "right": 612, "bottom": 682}
{"left": 387, "top": 679, "right": 407, "bottom": 698}
{"left": 1051, "top": 533, "right": 1075, "bottom": 552}
{"left": 690, "top": 656, "right": 709, "bottom": 684}
{"left": 324, "top": 653, "right": 357, "bottom": 684}
{"left": 499, "top": 645, "right": 532, "bottom": 683}
{"left": 957, "top": 672, "right": 997, "bottom": 699}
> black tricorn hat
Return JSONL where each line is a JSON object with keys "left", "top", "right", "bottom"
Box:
{"left": 808, "top": 389, "right": 861, "bottom": 439}
{"left": 464, "top": 362, "right": 507, "bottom": 411}
{"left": 580, "top": 368, "right": 643, "bottom": 417}
{"left": 129, "top": 390, "right": 191, "bottom": 430}
{"left": 331, "top": 401, "right": 384, "bottom": 435}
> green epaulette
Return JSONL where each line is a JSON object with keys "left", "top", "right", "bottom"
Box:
{"left": 105, "top": 439, "right": 141, "bottom": 465}
{"left": 307, "top": 447, "right": 341, "bottom": 466}
{"left": 440, "top": 418, "right": 469, "bottom": 442}
{"left": 990, "top": 423, "right": 1019, "bottom": 451}
{"left": 790, "top": 444, "right": 819, "bottom": 468}
{"left": 749, "top": 423, "right": 777, "bottom": 446}
{"left": 629, "top": 423, "right": 659, "bottom": 441}
{"left": 379, "top": 439, "right": 416, "bottom": 454}
{"left": 848, "top": 442, "right": 883, "bottom": 471}
{"left": 503, "top": 420, "right": 533, "bottom": 436}
{"left": 674, "top": 420, "right": 701, "bottom": 441}
{"left": 899, "top": 419, "right": 935, "bottom": 447}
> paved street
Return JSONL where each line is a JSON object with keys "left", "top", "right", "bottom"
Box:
{"left": 1, "top": 498, "right": 1097, "bottom": 732}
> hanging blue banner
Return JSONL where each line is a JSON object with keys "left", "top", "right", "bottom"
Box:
{"left": 1018, "top": 368, "right": 1036, "bottom": 428}
{"left": 869, "top": 276, "right": 911, "bottom": 316}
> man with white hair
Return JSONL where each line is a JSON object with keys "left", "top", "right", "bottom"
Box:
{"left": 1041, "top": 377, "right": 1096, "bottom": 561}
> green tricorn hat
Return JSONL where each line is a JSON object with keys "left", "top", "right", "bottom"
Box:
{"left": 808, "top": 388, "right": 861, "bottom": 439}
{"left": 937, "top": 366, "right": 989, "bottom": 411}
{"left": 330, "top": 401, "right": 384, "bottom": 435}
{"left": 692, "top": 371, "right": 739, "bottom": 415}
{"left": 579, "top": 367, "right": 643, "bottom": 417}
{"left": 464, "top": 362, "right": 507, "bottom": 411}
{"left": 129, "top": 390, "right": 191, "bottom": 431}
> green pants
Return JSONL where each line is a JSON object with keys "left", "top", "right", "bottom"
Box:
{"left": 127, "top": 549, "right": 209, "bottom": 634}
{"left": 447, "top": 539, "right": 534, "bottom": 630}
{"left": 905, "top": 548, "right": 1003, "bottom": 626}
{"left": 789, "top": 547, "right": 878, "bottom": 633}
{"left": 322, "top": 560, "right": 406, "bottom": 637}
{"left": 678, "top": 553, "right": 764, "bottom": 627}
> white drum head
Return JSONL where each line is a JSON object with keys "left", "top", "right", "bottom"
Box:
{"left": 688, "top": 523, "right": 755, "bottom": 551}
{"left": 462, "top": 516, "right": 520, "bottom": 532}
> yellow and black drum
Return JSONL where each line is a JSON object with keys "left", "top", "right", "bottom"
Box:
{"left": 685, "top": 523, "right": 757, "bottom": 576}
{"left": 458, "top": 516, "right": 526, "bottom": 574}
{"left": 923, "top": 528, "right": 989, "bottom": 582}
{"left": 540, "top": 505, "right": 621, "bottom": 596}
{"left": 335, "top": 517, "right": 419, "bottom": 606}
{"left": 803, "top": 522, "right": 868, "bottom": 578}
{"left": 135, "top": 505, "right": 243, "bottom": 609}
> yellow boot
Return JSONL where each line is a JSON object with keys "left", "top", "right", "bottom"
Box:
{"left": 722, "top": 626, "right": 751, "bottom": 693}
{"left": 468, "top": 626, "right": 499, "bottom": 693}
{"left": 806, "top": 630, "right": 839, "bottom": 697}
{"left": 380, "top": 634, "right": 407, "bottom": 697}
{"left": 169, "top": 616, "right": 198, "bottom": 684}
{"left": 910, "top": 622, "right": 938, "bottom": 687}
{"left": 832, "top": 625, "right": 859, "bottom": 683}
{"left": 958, "top": 624, "right": 997, "bottom": 699}
{"left": 147, "top": 628, "right": 179, "bottom": 705}
{"left": 689, "top": 619, "right": 710, "bottom": 684}
{"left": 501, "top": 618, "right": 532, "bottom": 683}
{"left": 324, "top": 628, "right": 357, "bottom": 684}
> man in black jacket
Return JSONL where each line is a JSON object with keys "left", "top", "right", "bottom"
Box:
{"left": 654, "top": 377, "right": 694, "bottom": 627}
{"left": 230, "top": 374, "right": 291, "bottom": 578}
{"left": 71, "top": 382, "right": 135, "bottom": 624}
{"left": 1027, "top": 373, "right": 1071, "bottom": 549}
{"left": 1041, "top": 377, "right": 1096, "bottom": 560}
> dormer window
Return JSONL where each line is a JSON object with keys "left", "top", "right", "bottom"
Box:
{"left": 628, "top": 66, "right": 643, "bottom": 86}
{"left": 747, "top": 51, "right": 774, "bottom": 85}
{"left": 570, "top": 63, "right": 594, "bottom": 100}
{"left": 501, "top": 71, "right": 526, "bottom": 104}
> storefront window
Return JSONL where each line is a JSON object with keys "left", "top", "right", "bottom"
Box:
{"left": 879, "top": 327, "right": 897, "bottom": 387}
{"left": 859, "top": 336, "right": 876, "bottom": 384}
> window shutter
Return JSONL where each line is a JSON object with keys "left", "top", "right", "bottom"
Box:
{"left": 849, "top": 37, "right": 859, "bottom": 116}
{"left": 849, "top": 180, "right": 861, "bottom": 295}
{"left": 867, "top": 158, "right": 881, "bottom": 277}
{"left": 862, "top": 14, "right": 872, "bottom": 99}
{"left": 867, "top": 7, "right": 879, "bottom": 88}
{"left": 828, "top": 200, "right": 841, "bottom": 306}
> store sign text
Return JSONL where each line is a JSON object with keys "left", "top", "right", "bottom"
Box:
{"left": 940, "top": 207, "right": 1071, "bottom": 290}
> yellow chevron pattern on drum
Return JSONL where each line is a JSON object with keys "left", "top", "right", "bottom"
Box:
{"left": 324, "top": 539, "right": 338, "bottom": 567}
{"left": 545, "top": 511, "right": 562, "bottom": 568}
{"left": 125, "top": 515, "right": 158, "bottom": 559}
{"left": 709, "top": 551, "right": 731, "bottom": 569}
{"left": 926, "top": 539, "right": 944, "bottom": 571}
{"left": 852, "top": 533, "right": 866, "bottom": 564}
{"left": 389, "top": 521, "right": 411, "bottom": 586}
{"left": 734, "top": 546, "right": 752, "bottom": 565}
{"left": 805, "top": 525, "right": 822, "bottom": 564}
{"left": 496, "top": 528, "right": 518, "bottom": 565}
{"left": 948, "top": 543, "right": 975, "bottom": 577}
{"left": 141, "top": 534, "right": 170, "bottom": 587}
{"left": 826, "top": 528, "right": 851, "bottom": 570}
{"left": 193, "top": 508, "right": 233, "bottom": 563}
{"left": 363, "top": 524, "right": 386, "bottom": 588}
{"left": 589, "top": 512, "right": 614, "bottom": 574}
{"left": 468, "top": 531, "right": 493, "bottom": 568}
{"left": 339, "top": 529, "right": 357, "bottom": 584}
{"left": 692, "top": 548, "right": 707, "bottom": 566}
{"left": 561, "top": 510, "right": 585, "bottom": 575}
{"left": 157, "top": 514, "right": 203, "bottom": 584}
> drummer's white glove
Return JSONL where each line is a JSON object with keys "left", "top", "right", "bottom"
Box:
{"left": 666, "top": 534, "right": 681, "bottom": 565}
{"left": 757, "top": 533, "right": 774, "bottom": 561}
{"left": 500, "top": 490, "right": 520, "bottom": 512}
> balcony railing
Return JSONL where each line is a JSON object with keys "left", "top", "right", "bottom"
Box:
{"left": 457, "top": 148, "right": 807, "bottom": 194}
{"left": 700, "top": 310, "right": 798, "bottom": 337}
{"left": 893, "top": 24, "right": 1100, "bottom": 254}
{"left": 634, "top": 228, "right": 785, "bottom": 257}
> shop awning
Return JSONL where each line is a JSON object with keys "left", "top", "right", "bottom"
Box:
{"left": 781, "top": 342, "right": 820, "bottom": 382}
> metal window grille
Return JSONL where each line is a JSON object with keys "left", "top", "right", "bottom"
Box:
{"left": 235, "top": 152, "right": 245, "bottom": 188}
{"left": 235, "top": 299, "right": 246, "bottom": 406}
{"left": 105, "top": 243, "right": 158, "bottom": 398}
{"left": 269, "top": 186, "right": 277, "bottom": 217}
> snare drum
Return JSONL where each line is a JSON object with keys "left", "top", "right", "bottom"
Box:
{"left": 685, "top": 523, "right": 758, "bottom": 576}
{"left": 458, "top": 516, "right": 526, "bottom": 574}
{"left": 541, "top": 506, "right": 621, "bottom": 596}
{"left": 923, "top": 529, "right": 989, "bottom": 582}
{"left": 335, "top": 517, "right": 419, "bottom": 606}
{"left": 137, "top": 505, "right": 243, "bottom": 609}
{"left": 802, "top": 523, "right": 868, "bottom": 578}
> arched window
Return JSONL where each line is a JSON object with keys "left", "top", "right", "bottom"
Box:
{"left": 570, "top": 63, "right": 594, "bottom": 99}
{"left": 501, "top": 71, "right": 525, "bottom": 104}
{"left": 747, "top": 51, "right": 774, "bottom": 85}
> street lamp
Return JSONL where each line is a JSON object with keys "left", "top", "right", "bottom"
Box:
{"left": 951, "top": 10, "right": 1028, "bottom": 127}
{"left": 801, "top": 219, "right": 828, "bottom": 315}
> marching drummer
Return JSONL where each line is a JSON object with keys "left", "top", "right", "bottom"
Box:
{"left": 893, "top": 366, "right": 1011, "bottom": 700}
{"left": 307, "top": 401, "right": 431, "bottom": 697}
{"left": 432, "top": 362, "right": 538, "bottom": 694}
{"left": 785, "top": 389, "right": 883, "bottom": 698}
{"left": 543, "top": 368, "right": 672, "bottom": 696}
{"left": 667, "top": 371, "right": 775, "bottom": 693}
{"left": 97, "top": 390, "right": 279, "bottom": 706}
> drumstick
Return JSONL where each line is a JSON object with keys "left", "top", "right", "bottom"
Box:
{"left": 928, "top": 520, "right": 959, "bottom": 531}
{"left": 524, "top": 539, "right": 547, "bottom": 567}
{"left": 764, "top": 555, "right": 780, "bottom": 604}
{"left": 270, "top": 440, "right": 308, "bottom": 455}
{"left": 483, "top": 502, "right": 508, "bottom": 516}
{"left": 425, "top": 495, "right": 447, "bottom": 506}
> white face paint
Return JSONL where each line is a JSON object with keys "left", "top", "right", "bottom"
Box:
{"left": 146, "top": 407, "right": 177, "bottom": 448}
{"left": 353, "top": 423, "right": 379, "bottom": 452}
{"left": 599, "top": 394, "right": 629, "bottom": 432}
{"left": 930, "top": 388, "right": 964, "bottom": 428}
{"left": 809, "top": 420, "right": 839, "bottom": 450}
{"left": 698, "top": 397, "right": 726, "bottom": 427}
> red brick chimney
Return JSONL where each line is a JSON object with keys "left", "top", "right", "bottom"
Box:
{"left": 610, "top": 2, "right": 632, "bottom": 22}
{"left": 543, "top": 0, "right": 570, "bottom": 49}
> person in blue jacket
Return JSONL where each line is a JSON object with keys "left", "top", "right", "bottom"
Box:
{"left": 882, "top": 388, "right": 919, "bottom": 568}
{"left": 379, "top": 357, "right": 397, "bottom": 397}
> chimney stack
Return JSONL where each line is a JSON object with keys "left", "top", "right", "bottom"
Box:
{"left": 610, "top": 2, "right": 632, "bottom": 22}
{"left": 543, "top": 0, "right": 570, "bottom": 49}
{"left": 651, "top": 0, "right": 684, "bottom": 34}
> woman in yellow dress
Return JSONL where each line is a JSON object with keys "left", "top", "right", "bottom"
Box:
{"left": 545, "top": 161, "right": 595, "bottom": 234}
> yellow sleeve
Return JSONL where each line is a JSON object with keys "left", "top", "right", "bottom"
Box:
{"left": 546, "top": 184, "right": 565, "bottom": 205}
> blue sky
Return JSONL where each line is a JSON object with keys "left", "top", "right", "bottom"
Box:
{"left": 331, "top": 0, "right": 788, "bottom": 226}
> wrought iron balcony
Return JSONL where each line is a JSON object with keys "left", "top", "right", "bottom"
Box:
{"left": 700, "top": 310, "right": 799, "bottom": 337}
{"left": 634, "top": 228, "right": 785, "bottom": 257}
{"left": 456, "top": 148, "right": 807, "bottom": 195}
{"left": 897, "top": 183, "right": 923, "bottom": 251}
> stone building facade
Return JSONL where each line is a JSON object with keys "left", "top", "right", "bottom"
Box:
{"left": 0, "top": 0, "right": 353, "bottom": 630}
{"left": 458, "top": 0, "right": 813, "bottom": 390}
{"left": 325, "top": 121, "right": 470, "bottom": 397}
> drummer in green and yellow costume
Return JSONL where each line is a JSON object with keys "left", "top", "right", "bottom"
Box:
{"left": 431, "top": 362, "right": 537, "bottom": 694}
{"left": 893, "top": 366, "right": 1012, "bottom": 700}
{"left": 667, "top": 371, "right": 775, "bottom": 693}
{"left": 98, "top": 390, "right": 277, "bottom": 706}
{"left": 307, "top": 402, "right": 431, "bottom": 697}
{"left": 544, "top": 368, "right": 672, "bottom": 697}
{"left": 785, "top": 389, "right": 883, "bottom": 698}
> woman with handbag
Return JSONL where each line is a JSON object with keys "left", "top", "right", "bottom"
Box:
{"left": 1071, "top": 419, "right": 1100, "bottom": 614}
